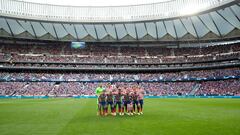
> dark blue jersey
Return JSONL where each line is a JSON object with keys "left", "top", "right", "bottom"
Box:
{"left": 99, "top": 94, "right": 106, "bottom": 102}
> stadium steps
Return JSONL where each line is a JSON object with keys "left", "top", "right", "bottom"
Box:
{"left": 22, "top": 84, "right": 30, "bottom": 95}
{"left": 0, "top": 45, "right": 3, "bottom": 51}
{"left": 59, "top": 75, "right": 64, "bottom": 80}
{"left": 159, "top": 58, "right": 162, "bottom": 63}
{"left": 2, "top": 53, "right": 12, "bottom": 62}
{"left": 32, "top": 45, "right": 37, "bottom": 52}
{"left": 13, "top": 83, "right": 29, "bottom": 96}
{"left": 134, "top": 75, "right": 139, "bottom": 80}
{"left": 104, "top": 57, "right": 107, "bottom": 63}
{"left": 230, "top": 46, "right": 233, "bottom": 53}
{"left": 118, "top": 46, "right": 121, "bottom": 56}
{"left": 61, "top": 46, "right": 66, "bottom": 55}
{"left": 145, "top": 49, "right": 148, "bottom": 56}
{"left": 189, "top": 83, "right": 201, "bottom": 95}
{"left": 3, "top": 75, "right": 10, "bottom": 80}
{"left": 47, "top": 84, "right": 59, "bottom": 96}
{"left": 171, "top": 49, "right": 174, "bottom": 56}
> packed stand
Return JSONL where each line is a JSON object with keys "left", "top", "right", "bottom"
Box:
{"left": 1, "top": 68, "right": 240, "bottom": 81}
{"left": 0, "top": 43, "right": 239, "bottom": 64}
{"left": 0, "top": 80, "right": 239, "bottom": 96}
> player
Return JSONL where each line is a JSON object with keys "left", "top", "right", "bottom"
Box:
{"left": 122, "top": 87, "right": 129, "bottom": 115}
{"left": 96, "top": 84, "right": 104, "bottom": 96}
{"left": 132, "top": 90, "right": 140, "bottom": 115}
{"left": 106, "top": 91, "right": 115, "bottom": 116}
{"left": 138, "top": 86, "right": 144, "bottom": 114}
{"left": 105, "top": 83, "right": 113, "bottom": 93}
{"left": 127, "top": 92, "right": 134, "bottom": 115}
{"left": 95, "top": 84, "right": 104, "bottom": 116}
{"left": 98, "top": 90, "right": 107, "bottom": 116}
{"left": 114, "top": 88, "right": 123, "bottom": 115}
{"left": 123, "top": 89, "right": 133, "bottom": 115}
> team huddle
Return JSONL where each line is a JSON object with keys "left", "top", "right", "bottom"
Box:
{"left": 96, "top": 84, "right": 144, "bottom": 116}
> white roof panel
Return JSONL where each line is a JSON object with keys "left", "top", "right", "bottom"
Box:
{"left": 125, "top": 23, "right": 137, "bottom": 39}
{"left": 173, "top": 19, "right": 187, "bottom": 38}
{"left": 6, "top": 19, "right": 25, "bottom": 35}
{"left": 63, "top": 24, "right": 78, "bottom": 38}
{"left": 191, "top": 16, "right": 209, "bottom": 38}
{"left": 164, "top": 20, "right": 176, "bottom": 38}
{"left": 30, "top": 21, "right": 47, "bottom": 37}
{"left": 115, "top": 24, "right": 127, "bottom": 39}
{"left": 135, "top": 23, "right": 147, "bottom": 39}
{"left": 145, "top": 22, "right": 157, "bottom": 38}
{"left": 218, "top": 8, "right": 240, "bottom": 29}
{"left": 0, "top": 18, "right": 11, "bottom": 34}
{"left": 95, "top": 24, "right": 107, "bottom": 39}
{"left": 18, "top": 20, "right": 35, "bottom": 36}
{"left": 199, "top": 14, "right": 220, "bottom": 36}
{"left": 74, "top": 24, "right": 88, "bottom": 39}
{"left": 230, "top": 5, "right": 240, "bottom": 21}
{"left": 41, "top": 22, "right": 57, "bottom": 38}
{"left": 210, "top": 11, "right": 235, "bottom": 36}
{"left": 181, "top": 18, "right": 197, "bottom": 37}
{"left": 156, "top": 21, "right": 167, "bottom": 38}
{"left": 84, "top": 24, "right": 97, "bottom": 39}
{"left": 53, "top": 23, "right": 68, "bottom": 38}
{"left": 104, "top": 24, "right": 117, "bottom": 39}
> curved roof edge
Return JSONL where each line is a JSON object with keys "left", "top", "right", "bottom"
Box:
{"left": 0, "top": 3, "right": 239, "bottom": 42}
{"left": 0, "top": 0, "right": 237, "bottom": 23}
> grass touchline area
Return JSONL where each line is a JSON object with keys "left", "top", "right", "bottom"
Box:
{"left": 0, "top": 98, "right": 239, "bottom": 135}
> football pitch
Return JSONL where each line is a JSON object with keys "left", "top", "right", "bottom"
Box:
{"left": 0, "top": 98, "right": 240, "bottom": 135}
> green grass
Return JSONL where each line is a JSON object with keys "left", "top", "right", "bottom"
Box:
{"left": 0, "top": 98, "right": 240, "bottom": 135}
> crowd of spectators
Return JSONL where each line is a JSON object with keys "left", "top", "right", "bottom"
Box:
{"left": 0, "top": 43, "right": 239, "bottom": 96}
{"left": 4, "top": 53, "right": 238, "bottom": 64}
{"left": 0, "top": 79, "right": 239, "bottom": 96}
{"left": 196, "top": 80, "right": 240, "bottom": 96}
{"left": 0, "top": 68, "right": 239, "bottom": 96}
{"left": 0, "top": 43, "right": 239, "bottom": 64}
{"left": 1, "top": 68, "right": 239, "bottom": 81}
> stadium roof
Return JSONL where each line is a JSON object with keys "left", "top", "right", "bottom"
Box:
{"left": 0, "top": 0, "right": 239, "bottom": 42}
{"left": 0, "top": 0, "right": 237, "bottom": 22}
{"left": 20, "top": 0, "right": 171, "bottom": 7}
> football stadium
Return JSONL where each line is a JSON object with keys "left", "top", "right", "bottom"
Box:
{"left": 0, "top": 0, "right": 240, "bottom": 134}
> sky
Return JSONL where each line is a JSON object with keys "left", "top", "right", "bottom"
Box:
{"left": 19, "top": 0, "right": 172, "bottom": 6}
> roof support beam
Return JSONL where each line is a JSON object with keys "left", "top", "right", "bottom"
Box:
{"left": 93, "top": 25, "right": 99, "bottom": 40}
{"left": 154, "top": 22, "right": 159, "bottom": 40}
{"left": 73, "top": 24, "right": 79, "bottom": 41}
{"left": 189, "top": 17, "right": 200, "bottom": 40}
{"left": 102, "top": 24, "right": 110, "bottom": 39}
{"left": 216, "top": 11, "right": 236, "bottom": 28}
{"left": 102, "top": 25, "right": 108, "bottom": 35}
{"left": 52, "top": 24, "right": 59, "bottom": 40}
{"left": 229, "top": 6, "right": 240, "bottom": 22}
{"left": 179, "top": 19, "right": 189, "bottom": 37}
{"left": 16, "top": 20, "right": 26, "bottom": 34}
{"left": 82, "top": 24, "right": 89, "bottom": 39}
{"left": 134, "top": 23, "right": 139, "bottom": 40}
{"left": 5, "top": 18, "right": 14, "bottom": 37}
{"left": 208, "top": 14, "right": 222, "bottom": 37}
{"left": 172, "top": 21, "right": 178, "bottom": 40}
{"left": 123, "top": 24, "right": 128, "bottom": 37}
{"left": 30, "top": 21, "right": 37, "bottom": 39}
{"left": 113, "top": 24, "right": 119, "bottom": 40}
{"left": 162, "top": 21, "right": 167, "bottom": 35}
{"left": 40, "top": 23, "right": 52, "bottom": 38}
{"left": 197, "top": 15, "right": 222, "bottom": 37}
